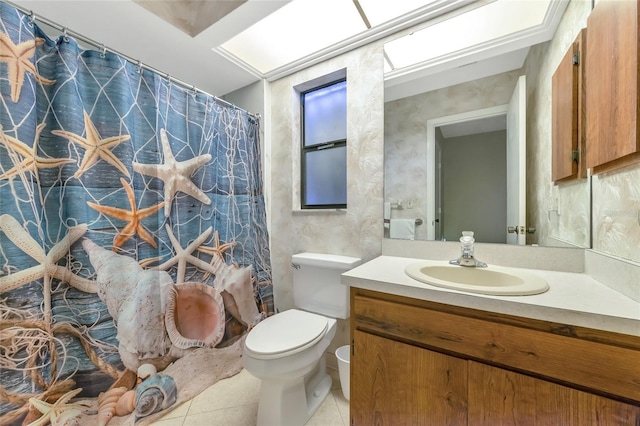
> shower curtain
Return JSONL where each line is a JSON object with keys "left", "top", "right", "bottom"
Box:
{"left": 0, "top": 2, "right": 272, "bottom": 423}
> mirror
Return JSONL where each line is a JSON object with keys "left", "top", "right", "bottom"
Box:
{"left": 382, "top": 1, "right": 592, "bottom": 248}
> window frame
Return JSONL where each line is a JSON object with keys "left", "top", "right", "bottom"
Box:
{"left": 300, "top": 78, "right": 347, "bottom": 210}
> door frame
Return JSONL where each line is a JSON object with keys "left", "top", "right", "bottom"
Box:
{"left": 425, "top": 104, "right": 509, "bottom": 240}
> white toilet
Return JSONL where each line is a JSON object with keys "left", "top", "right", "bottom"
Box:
{"left": 242, "top": 252, "right": 361, "bottom": 426}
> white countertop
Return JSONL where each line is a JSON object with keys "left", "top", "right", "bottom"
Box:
{"left": 342, "top": 255, "right": 640, "bottom": 337}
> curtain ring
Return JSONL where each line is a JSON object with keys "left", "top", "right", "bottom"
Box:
{"left": 136, "top": 60, "right": 142, "bottom": 74}
{"left": 100, "top": 44, "right": 106, "bottom": 58}
{"left": 190, "top": 85, "right": 197, "bottom": 97}
{"left": 28, "top": 12, "right": 36, "bottom": 27}
{"left": 62, "top": 27, "right": 70, "bottom": 43}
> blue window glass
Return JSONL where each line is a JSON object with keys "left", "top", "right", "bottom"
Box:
{"left": 304, "top": 80, "right": 347, "bottom": 147}
{"left": 304, "top": 146, "right": 347, "bottom": 206}
{"left": 301, "top": 79, "right": 347, "bottom": 209}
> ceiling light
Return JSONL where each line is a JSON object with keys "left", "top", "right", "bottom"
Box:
{"left": 357, "top": 0, "right": 438, "bottom": 27}
{"left": 384, "top": 0, "right": 551, "bottom": 70}
{"left": 221, "top": 0, "right": 366, "bottom": 74}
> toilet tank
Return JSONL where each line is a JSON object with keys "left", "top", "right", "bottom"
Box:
{"left": 291, "top": 252, "right": 361, "bottom": 319}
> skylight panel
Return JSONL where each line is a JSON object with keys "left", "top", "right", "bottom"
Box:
{"left": 221, "top": 0, "right": 367, "bottom": 74}
{"left": 384, "top": 0, "right": 551, "bottom": 69}
{"left": 358, "top": 0, "right": 438, "bottom": 27}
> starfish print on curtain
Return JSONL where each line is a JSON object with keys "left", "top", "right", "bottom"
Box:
{"left": 198, "top": 230, "right": 236, "bottom": 281}
{"left": 27, "top": 388, "right": 87, "bottom": 426}
{"left": 0, "top": 123, "right": 74, "bottom": 180}
{"left": 0, "top": 30, "right": 56, "bottom": 102}
{"left": 87, "top": 177, "right": 163, "bottom": 250}
{"left": 52, "top": 110, "right": 131, "bottom": 179}
{"left": 133, "top": 128, "right": 212, "bottom": 217}
{"left": 0, "top": 214, "right": 97, "bottom": 295}
{"left": 155, "top": 225, "right": 217, "bottom": 284}
{"left": 0, "top": 214, "right": 97, "bottom": 326}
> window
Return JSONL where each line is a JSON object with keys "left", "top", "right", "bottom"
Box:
{"left": 301, "top": 79, "right": 347, "bottom": 209}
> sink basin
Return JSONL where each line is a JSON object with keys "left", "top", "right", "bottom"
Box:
{"left": 404, "top": 260, "right": 549, "bottom": 296}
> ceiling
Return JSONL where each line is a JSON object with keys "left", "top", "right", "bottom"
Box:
{"left": 132, "top": 0, "right": 248, "bottom": 38}
{"left": 8, "top": 0, "right": 568, "bottom": 100}
{"left": 10, "top": 0, "right": 289, "bottom": 96}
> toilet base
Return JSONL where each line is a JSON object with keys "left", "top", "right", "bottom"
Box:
{"left": 256, "top": 356, "right": 331, "bottom": 426}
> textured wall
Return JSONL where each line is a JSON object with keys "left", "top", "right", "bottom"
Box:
{"left": 525, "top": 0, "right": 640, "bottom": 262}
{"left": 524, "top": 0, "right": 591, "bottom": 249}
{"left": 267, "top": 43, "right": 385, "bottom": 358}
{"left": 592, "top": 167, "right": 640, "bottom": 263}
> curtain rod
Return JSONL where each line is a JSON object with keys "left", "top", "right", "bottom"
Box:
{"left": 3, "top": 0, "right": 260, "bottom": 120}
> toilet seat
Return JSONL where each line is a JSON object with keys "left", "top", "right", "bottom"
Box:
{"left": 245, "top": 309, "right": 328, "bottom": 360}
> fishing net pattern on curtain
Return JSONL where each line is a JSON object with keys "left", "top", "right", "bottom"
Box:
{"left": 0, "top": 3, "right": 272, "bottom": 424}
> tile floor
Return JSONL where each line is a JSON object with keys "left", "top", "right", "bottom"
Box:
{"left": 153, "top": 367, "right": 349, "bottom": 426}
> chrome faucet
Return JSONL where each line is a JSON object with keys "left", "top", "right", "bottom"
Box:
{"left": 449, "top": 231, "right": 487, "bottom": 267}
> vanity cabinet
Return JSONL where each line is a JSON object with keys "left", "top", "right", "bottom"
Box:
{"left": 552, "top": 29, "right": 586, "bottom": 183}
{"left": 585, "top": 0, "right": 640, "bottom": 173}
{"left": 468, "top": 361, "right": 640, "bottom": 425}
{"left": 350, "top": 288, "right": 640, "bottom": 425}
{"left": 352, "top": 330, "right": 468, "bottom": 425}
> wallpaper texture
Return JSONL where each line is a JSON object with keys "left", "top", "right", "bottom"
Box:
{"left": 524, "top": 0, "right": 591, "bottom": 249}
{"left": 524, "top": 0, "right": 640, "bottom": 262}
{"left": 268, "top": 43, "right": 385, "bottom": 358}
{"left": 592, "top": 167, "right": 640, "bottom": 263}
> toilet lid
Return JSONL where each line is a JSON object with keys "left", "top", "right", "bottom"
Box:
{"left": 245, "top": 309, "right": 328, "bottom": 359}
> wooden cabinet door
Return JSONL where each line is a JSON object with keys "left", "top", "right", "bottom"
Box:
{"left": 468, "top": 361, "right": 640, "bottom": 425}
{"left": 552, "top": 30, "right": 586, "bottom": 183}
{"left": 351, "top": 330, "right": 467, "bottom": 426}
{"left": 585, "top": 0, "right": 639, "bottom": 172}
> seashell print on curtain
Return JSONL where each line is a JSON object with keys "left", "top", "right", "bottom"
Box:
{"left": 0, "top": 2, "right": 272, "bottom": 424}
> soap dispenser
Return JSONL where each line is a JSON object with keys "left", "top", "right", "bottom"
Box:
{"left": 449, "top": 231, "right": 487, "bottom": 267}
{"left": 460, "top": 231, "right": 475, "bottom": 260}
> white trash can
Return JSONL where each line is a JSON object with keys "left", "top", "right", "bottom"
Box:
{"left": 335, "top": 345, "right": 350, "bottom": 400}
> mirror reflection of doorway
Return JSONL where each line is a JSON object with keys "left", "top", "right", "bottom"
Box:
{"left": 426, "top": 75, "right": 526, "bottom": 245}
{"left": 434, "top": 117, "right": 507, "bottom": 243}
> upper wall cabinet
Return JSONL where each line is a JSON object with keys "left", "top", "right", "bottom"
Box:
{"left": 585, "top": 0, "right": 640, "bottom": 173}
{"left": 552, "top": 29, "right": 586, "bottom": 183}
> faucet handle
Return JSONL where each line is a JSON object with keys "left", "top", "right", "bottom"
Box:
{"left": 474, "top": 259, "right": 487, "bottom": 268}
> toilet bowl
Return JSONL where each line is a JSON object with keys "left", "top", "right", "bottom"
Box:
{"left": 242, "top": 252, "right": 361, "bottom": 426}
{"left": 243, "top": 309, "right": 336, "bottom": 426}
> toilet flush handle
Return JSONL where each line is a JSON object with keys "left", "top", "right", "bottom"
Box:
{"left": 291, "top": 263, "right": 300, "bottom": 270}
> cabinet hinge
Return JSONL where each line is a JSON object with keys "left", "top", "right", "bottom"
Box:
{"left": 572, "top": 149, "right": 580, "bottom": 162}
{"left": 351, "top": 339, "right": 355, "bottom": 356}
{"left": 572, "top": 52, "right": 580, "bottom": 65}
